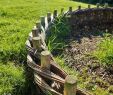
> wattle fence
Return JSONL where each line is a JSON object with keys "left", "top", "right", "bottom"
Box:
{"left": 25, "top": 3, "right": 113, "bottom": 95}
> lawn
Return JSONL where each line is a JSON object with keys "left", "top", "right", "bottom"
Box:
{"left": 1, "top": 0, "right": 112, "bottom": 95}
{"left": 0, "top": 0, "right": 89, "bottom": 94}
{"left": 46, "top": 13, "right": 113, "bottom": 95}
{"left": 0, "top": 0, "right": 89, "bottom": 63}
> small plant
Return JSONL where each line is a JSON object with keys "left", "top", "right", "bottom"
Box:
{"left": 92, "top": 33, "right": 113, "bottom": 67}
{"left": 55, "top": 56, "right": 77, "bottom": 76}
{"left": 0, "top": 62, "right": 26, "bottom": 95}
{"left": 47, "top": 35, "right": 65, "bottom": 52}
{"left": 46, "top": 13, "right": 70, "bottom": 53}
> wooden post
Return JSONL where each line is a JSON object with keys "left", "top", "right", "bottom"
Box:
{"left": 41, "top": 50, "right": 51, "bottom": 71}
{"left": 61, "top": 8, "right": 64, "bottom": 14}
{"left": 36, "top": 22, "right": 42, "bottom": 35}
{"left": 32, "top": 27, "right": 38, "bottom": 37}
{"left": 47, "top": 12, "right": 51, "bottom": 23}
{"left": 78, "top": 5, "right": 81, "bottom": 10}
{"left": 53, "top": 10, "right": 57, "bottom": 18}
{"left": 41, "top": 16, "right": 45, "bottom": 28}
{"left": 32, "top": 37, "right": 41, "bottom": 50}
{"left": 69, "top": 7, "right": 72, "bottom": 13}
{"left": 104, "top": 3, "right": 108, "bottom": 8}
{"left": 36, "top": 21, "right": 41, "bottom": 31}
{"left": 96, "top": 3, "right": 100, "bottom": 8}
{"left": 64, "top": 75, "right": 77, "bottom": 95}
{"left": 88, "top": 4, "right": 91, "bottom": 9}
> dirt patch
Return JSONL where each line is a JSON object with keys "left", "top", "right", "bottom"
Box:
{"left": 63, "top": 35, "right": 113, "bottom": 92}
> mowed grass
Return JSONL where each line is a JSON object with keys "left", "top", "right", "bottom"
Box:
{"left": 0, "top": 62, "right": 26, "bottom": 95}
{"left": 1, "top": 0, "right": 112, "bottom": 95}
{"left": 0, "top": 0, "right": 89, "bottom": 62}
{"left": 0, "top": 0, "right": 89, "bottom": 94}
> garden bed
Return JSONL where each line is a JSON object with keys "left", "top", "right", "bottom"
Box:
{"left": 26, "top": 5, "right": 113, "bottom": 95}
{"left": 63, "top": 34, "right": 113, "bottom": 94}
{"left": 46, "top": 6, "right": 113, "bottom": 95}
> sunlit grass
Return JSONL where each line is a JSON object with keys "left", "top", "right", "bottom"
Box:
{"left": 92, "top": 33, "right": 113, "bottom": 67}
{"left": 0, "top": 0, "right": 93, "bottom": 94}
{"left": 46, "top": 13, "right": 113, "bottom": 95}
{"left": 0, "top": 0, "right": 89, "bottom": 62}
{"left": 0, "top": 62, "right": 25, "bottom": 95}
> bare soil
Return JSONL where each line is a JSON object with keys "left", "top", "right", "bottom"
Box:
{"left": 63, "top": 36, "right": 113, "bottom": 93}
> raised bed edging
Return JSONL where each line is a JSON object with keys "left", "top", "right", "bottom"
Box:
{"left": 68, "top": 7, "right": 113, "bottom": 37}
{"left": 26, "top": 3, "right": 113, "bottom": 95}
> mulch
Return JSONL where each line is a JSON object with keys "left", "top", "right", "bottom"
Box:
{"left": 63, "top": 35, "right": 113, "bottom": 92}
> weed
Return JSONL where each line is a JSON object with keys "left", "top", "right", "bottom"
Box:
{"left": 0, "top": 0, "right": 92, "bottom": 94}
{"left": 0, "top": 62, "right": 26, "bottom": 95}
{"left": 92, "top": 33, "right": 113, "bottom": 67}
{"left": 46, "top": 14, "right": 70, "bottom": 53}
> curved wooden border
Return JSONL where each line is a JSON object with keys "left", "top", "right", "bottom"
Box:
{"left": 25, "top": 3, "right": 113, "bottom": 95}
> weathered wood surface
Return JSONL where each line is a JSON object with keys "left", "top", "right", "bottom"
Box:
{"left": 34, "top": 73, "right": 62, "bottom": 95}
{"left": 41, "top": 51, "right": 51, "bottom": 71}
{"left": 27, "top": 54, "right": 66, "bottom": 84}
{"left": 64, "top": 75, "right": 77, "bottom": 95}
{"left": 27, "top": 54, "right": 93, "bottom": 95}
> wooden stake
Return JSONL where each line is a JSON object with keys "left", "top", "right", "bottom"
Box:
{"left": 96, "top": 3, "right": 100, "bottom": 8}
{"left": 53, "top": 10, "right": 57, "bottom": 18}
{"left": 41, "top": 16, "right": 45, "bottom": 28}
{"left": 64, "top": 75, "right": 77, "bottom": 95}
{"left": 32, "top": 27, "right": 38, "bottom": 37}
{"left": 47, "top": 12, "right": 51, "bottom": 23}
{"left": 36, "top": 22, "right": 42, "bottom": 34}
{"left": 104, "top": 3, "right": 108, "bottom": 8}
{"left": 61, "top": 8, "right": 64, "bottom": 14}
{"left": 69, "top": 7, "right": 72, "bottom": 13}
{"left": 41, "top": 51, "right": 51, "bottom": 71}
{"left": 88, "top": 5, "right": 91, "bottom": 9}
{"left": 32, "top": 37, "right": 41, "bottom": 50}
{"left": 36, "top": 21, "right": 41, "bottom": 31}
{"left": 78, "top": 5, "right": 81, "bottom": 10}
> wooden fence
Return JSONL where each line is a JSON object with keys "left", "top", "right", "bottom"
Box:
{"left": 68, "top": 4, "right": 113, "bottom": 36}
{"left": 25, "top": 3, "right": 112, "bottom": 95}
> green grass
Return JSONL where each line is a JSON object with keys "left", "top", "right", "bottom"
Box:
{"left": 55, "top": 56, "right": 113, "bottom": 95}
{"left": 0, "top": 0, "right": 110, "bottom": 94}
{"left": 92, "top": 33, "right": 113, "bottom": 67}
{"left": 0, "top": 0, "right": 90, "bottom": 94}
{"left": 46, "top": 14, "right": 113, "bottom": 95}
{"left": 46, "top": 14, "right": 70, "bottom": 52}
{"left": 0, "top": 0, "right": 112, "bottom": 94}
{"left": 0, "top": 62, "right": 25, "bottom": 95}
{"left": 0, "top": 0, "right": 89, "bottom": 62}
